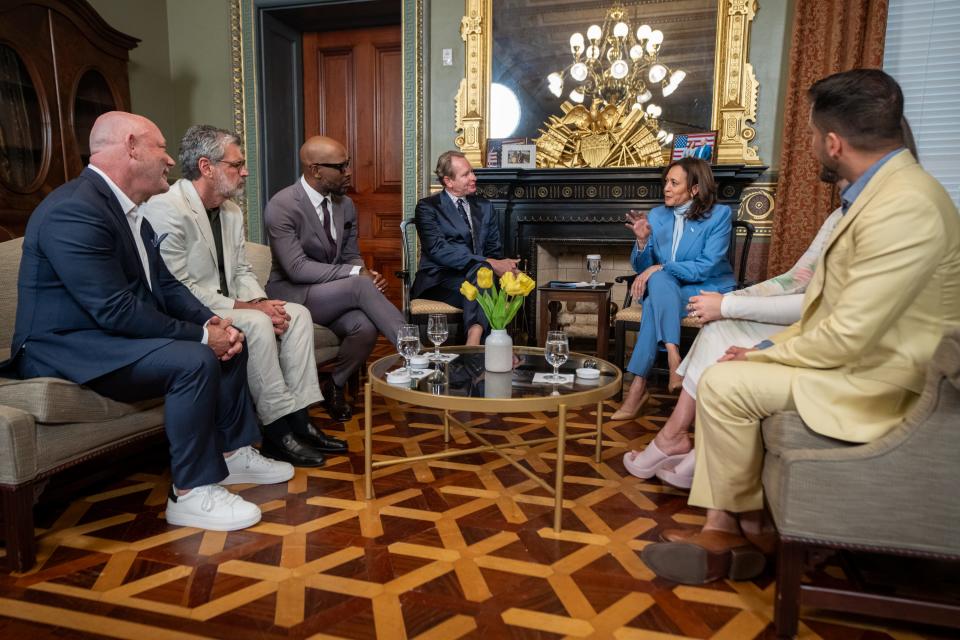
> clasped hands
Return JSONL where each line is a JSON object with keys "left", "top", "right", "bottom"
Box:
{"left": 487, "top": 257, "right": 520, "bottom": 277}
{"left": 238, "top": 298, "right": 291, "bottom": 335}
{"left": 207, "top": 316, "right": 245, "bottom": 361}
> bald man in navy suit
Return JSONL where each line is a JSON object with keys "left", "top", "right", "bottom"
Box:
{"left": 7, "top": 111, "right": 292, "bottom": 531}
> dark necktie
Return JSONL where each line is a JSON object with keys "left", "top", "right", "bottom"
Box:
{"left": 206, "top": 207, "right": 230, "bottom": 297}
{"left": 457, "top": 198, "right": 478, "bottom": 253}
{"left": 320, "top": 198, "right": 336, "bottom": 247}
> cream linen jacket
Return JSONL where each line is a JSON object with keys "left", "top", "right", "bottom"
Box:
{"left": 747, "top": 150, "right": 960, "bottom": 442}
{"left": 142, "top": 179, "right": 267, "bottom": 311}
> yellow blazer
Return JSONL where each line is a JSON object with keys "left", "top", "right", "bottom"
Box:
{"left": 748, "top": 150, "right": 960, "bottom": 442}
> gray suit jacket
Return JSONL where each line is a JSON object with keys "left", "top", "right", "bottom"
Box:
{"left": 264, "top": 179, "right": 364, "bottom": 304}
{"left": 143, "top": 179, "right": 266, "bottom": 310}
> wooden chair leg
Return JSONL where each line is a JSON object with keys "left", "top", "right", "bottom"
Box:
{"left": 614, "top": 322, "right": 626, "bottom": 401}
{"left": 774, "top": 538, "right": 805, "bottom": 640}
{"left": 1, "top": 482, "right": 37, "bottom": 572}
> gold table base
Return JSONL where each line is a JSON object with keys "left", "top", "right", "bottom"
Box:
{"left": 364, "top": 347, "right": 621, "bottom": 532}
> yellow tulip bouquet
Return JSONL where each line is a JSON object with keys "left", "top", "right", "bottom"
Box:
{"left": 459, "top": 267, "right": 536, "bottom": 330}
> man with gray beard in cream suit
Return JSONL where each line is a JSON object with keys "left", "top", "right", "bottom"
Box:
{"left": 144, "top": 125, "right": 347, "bottom": 468}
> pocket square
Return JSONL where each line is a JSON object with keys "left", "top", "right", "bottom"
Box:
{"left": 152, "top": 232, "right": 169, "bottom": 248}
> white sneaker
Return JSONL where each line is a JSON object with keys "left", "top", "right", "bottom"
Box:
{"left": 220, "top": 445, "right": 294, "bottom": 485}
{"left": 165, "top": 484, "right": 261, "bottom": 531}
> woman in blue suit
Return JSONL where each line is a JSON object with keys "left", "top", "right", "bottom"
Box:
{"left": 613, "top": 158, "right": 735, "bottom": 430}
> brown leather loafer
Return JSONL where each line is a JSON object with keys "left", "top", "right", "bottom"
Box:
{"left": 642, "top": 529, "right": 766, "bottom": 584}
{"left": 743, "top": 529, "right": 778, "bottom": 556}
{"left": 659, "top": 527, "right": 698, "bottom": 543}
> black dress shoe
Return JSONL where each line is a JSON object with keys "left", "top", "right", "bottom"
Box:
{"left": 291, "top": 414, "right": 348, "bottom": 453}
{"left": 261, "top": 432, "right": 326, "bottom": 468}
{"left": 319, "top": 378, "right": 353, "bottom": 422}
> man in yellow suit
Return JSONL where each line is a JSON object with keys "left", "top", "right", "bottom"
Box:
{"left": 643, "top": 69, "right": 960, "bottom": 584}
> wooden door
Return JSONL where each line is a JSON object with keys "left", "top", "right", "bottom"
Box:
{"left": 303, "top": 25, "right": 403, "bottom": 308}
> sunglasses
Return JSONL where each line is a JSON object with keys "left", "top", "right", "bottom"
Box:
{"left": 310, "top": 159, "right": 351, "bottom": 173}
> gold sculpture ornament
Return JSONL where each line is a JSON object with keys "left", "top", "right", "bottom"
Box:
{"left": 535, "top": 101, "right": 666, "bottom": 168}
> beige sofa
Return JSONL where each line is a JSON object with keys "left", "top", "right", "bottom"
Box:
{"left": 0, "top": 238, "right": 338, "bottom": 572}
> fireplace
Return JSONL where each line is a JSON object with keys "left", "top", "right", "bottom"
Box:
{"left": 534, "top": 240, "right": 634, "bottom": 337}
{"left": 474, "top": 165, "right": 767, "bottom": 345}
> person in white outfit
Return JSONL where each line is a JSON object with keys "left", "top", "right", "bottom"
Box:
{"left": 622, "top": 203, "right": 844, "bottom": 487}
{"left": 144, "top": 125, "right": 348, "bottom": 468}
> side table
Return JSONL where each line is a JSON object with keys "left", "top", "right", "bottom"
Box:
{"left": 536, "top": 283, "right": 612, "bottom": 361}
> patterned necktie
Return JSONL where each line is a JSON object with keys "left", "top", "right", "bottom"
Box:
{"left": 457, "top": 198, "right": 478, "bottom": 253}
{"left": 319, "top": 198, "right": 336, "bottom": 246}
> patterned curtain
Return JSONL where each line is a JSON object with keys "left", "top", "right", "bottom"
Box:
{"left": 766, "top": 0, "right": 889, "bottom": 276}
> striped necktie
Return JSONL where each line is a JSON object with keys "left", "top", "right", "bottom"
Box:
{"left": 457, "top": 198, "right": 478, "bottom": 253}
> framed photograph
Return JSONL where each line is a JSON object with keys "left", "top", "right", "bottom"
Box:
{"left": 485, "top": 137, "right": 526, "bottom": 168}
{"left": 671, "top": 131, "right": 718, "bottom": 164}
{"left": 502, "top": 143, "right": 536, "bottom": 169}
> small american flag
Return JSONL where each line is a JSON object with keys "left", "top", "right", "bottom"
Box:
{"left": 671, "top": 132, "right": 716, "bottom": 161}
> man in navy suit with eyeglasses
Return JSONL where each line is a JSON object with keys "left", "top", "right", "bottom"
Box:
{"left": 7, "top": 111, "right": 293, "bottom": 532}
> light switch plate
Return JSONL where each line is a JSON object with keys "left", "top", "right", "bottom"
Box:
{"left": 442, "top": 48, "right": 453, "bottom": 66}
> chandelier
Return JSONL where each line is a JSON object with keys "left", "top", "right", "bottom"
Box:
{"left": 545, "top": 1, "right": 685, "bottom": 148}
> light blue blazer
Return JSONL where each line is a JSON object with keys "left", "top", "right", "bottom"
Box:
{"left": 630, "top": 203, "right": 736, "bottom": 293}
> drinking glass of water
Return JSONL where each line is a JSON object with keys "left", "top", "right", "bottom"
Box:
{"left": 544, "top": 330, "right": 569, "bottom": 383}
{"left": 586, "top": 254, "right": 601, "bottom": 288}
{"left": 427, "top": 314, "right": 448, "bottom": 359}
{"left": 397, "top": 324, "right": 421, "bottom": 373}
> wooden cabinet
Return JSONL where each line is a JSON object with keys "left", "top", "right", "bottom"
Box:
{"left": 0, "top": 0, "right": 137, "bottom": 239}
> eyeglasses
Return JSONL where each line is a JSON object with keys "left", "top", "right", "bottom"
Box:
{"left": 310, "top": 159, "right": 351, "bottom": 173}
{"left": 218, "top": 159, "right": 246, "bottom": 170}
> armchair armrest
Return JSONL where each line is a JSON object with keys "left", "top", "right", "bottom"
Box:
{"left": 762, "top": 376, "right": 960, "bottom": 554}
{"left": 0, "top": 405, "right": 38, "bottom": 485}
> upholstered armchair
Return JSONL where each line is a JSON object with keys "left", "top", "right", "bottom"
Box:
{"left": 764, "top": 327, "right": 960, "bottom": 637}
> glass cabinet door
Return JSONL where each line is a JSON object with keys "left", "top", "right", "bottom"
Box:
{"left": 73, "top": 69, "right": 116, "bottom": 166}
{"left": 0, "top": 43, "right": 47, "bottom": 192}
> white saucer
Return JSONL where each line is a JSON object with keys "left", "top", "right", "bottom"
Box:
{"left": 386, "top": 369, "right": 412, "bottom": 384}
{"left": 409, "top": 355, "right": 430, "bottom": 368}
{"left": 575, "top": 367, "right": 600, "bottom": 379}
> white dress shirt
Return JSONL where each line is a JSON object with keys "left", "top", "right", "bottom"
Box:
{"left": 88, "top": 164, "right": 151, "bottom": 291}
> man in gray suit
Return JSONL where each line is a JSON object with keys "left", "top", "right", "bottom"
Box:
{"left": 264, "top": 135, "right": 404, "bottom": 420}
{"left": 144, "top": 125, "right": 346, "bottom": 467}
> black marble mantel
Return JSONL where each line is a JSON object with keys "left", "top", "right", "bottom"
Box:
{"left": 473, "top": 165, "right": 767, "bottom": 344}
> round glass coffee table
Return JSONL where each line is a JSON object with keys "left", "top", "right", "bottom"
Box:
{"left": 364, "top": 346, "right": 622, "bottom": 531}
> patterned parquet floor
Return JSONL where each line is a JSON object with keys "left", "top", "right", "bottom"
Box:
{"left": 1, "top": 341, "right": 956, "bottom": 639}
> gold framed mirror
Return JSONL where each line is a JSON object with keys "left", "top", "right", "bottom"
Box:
{"left": 455, "top": 0, "right": 761, "bottom": 167}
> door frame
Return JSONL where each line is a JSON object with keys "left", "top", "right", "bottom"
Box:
{"left": 231, "top": 0, "right": 423, "bottom": 247}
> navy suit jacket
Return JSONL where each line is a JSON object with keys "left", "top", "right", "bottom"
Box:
{"left": 410, "top": 192, "right": 503, "bottom": 297}
{"left": 8, "top": 168, "right": 213, "bottom": 384}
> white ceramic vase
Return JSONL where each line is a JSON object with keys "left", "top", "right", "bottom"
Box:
{"left": 484, "top": 329, "right": 513, "bottom": 372}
